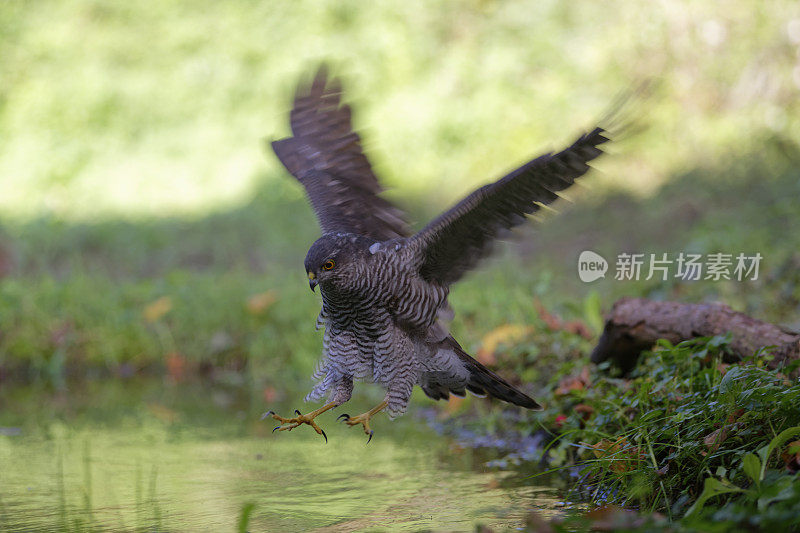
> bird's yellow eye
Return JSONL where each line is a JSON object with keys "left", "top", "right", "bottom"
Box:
{"left": 322, "top": 260, "right": 335, "bottom": 271}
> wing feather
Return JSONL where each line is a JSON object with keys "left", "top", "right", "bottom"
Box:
{"left": 411, "top": 128, "right": 609, "bottom": 285}
{"left": 271, "top": 66, "right": 410, "bottom": 240}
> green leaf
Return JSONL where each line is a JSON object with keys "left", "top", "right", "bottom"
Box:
{"left": 761, "top": 426, "right": 800, "bottom": 480}
{"left": 756, "top": 476, "right": 795, "bottom": 511}
{"left": 718, "top": 366, "right": 746, "bottom": 394}
{"left": 757, "top": 444, "right": 770, "bottom": 465}
{"left": 685, "top": 477, "right": 746, "bottom": 517}
{"left": 708, "top": 333, "right": 732, "bottom": 348}
{"left": 655, "top": 338, "right": 674, "bottom": 349}
{"left": 741, "top": 453, "right": 762, "bottom": 485}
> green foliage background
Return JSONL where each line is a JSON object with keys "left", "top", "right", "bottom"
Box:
{"left": 1, "top": 0, "right": 799, "bottom": 391}
{"left": 2, "top": 0, "right": 799, "bottom": 218}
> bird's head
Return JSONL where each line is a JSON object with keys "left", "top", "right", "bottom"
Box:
{"left": 304, "top": 233, "right": 374, "bottom": 293}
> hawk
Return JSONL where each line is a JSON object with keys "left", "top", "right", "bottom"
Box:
{"left": 266, "top": 66, "right": 610, "bottom": 442}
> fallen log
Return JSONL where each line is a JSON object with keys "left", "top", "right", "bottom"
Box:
{"left": 590, "top": 297, "right": 800, "bottom": 372}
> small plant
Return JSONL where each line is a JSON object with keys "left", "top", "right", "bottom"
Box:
{"left": 479, "top": 334, "right": 800, "bottom": 530}
{"left": 685, "top": 426, "right": 800, "bottom": 524}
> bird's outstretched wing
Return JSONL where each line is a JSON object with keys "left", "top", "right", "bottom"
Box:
{"left": 411, "top": 127, "right": 609, "bottom": 285}
{"left": 271, "top": 66, "right": 410, "bottom": 240}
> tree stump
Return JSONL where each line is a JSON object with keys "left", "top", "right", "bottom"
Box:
{"left": 590, "top": 297, "right": 800, "bottom": 373}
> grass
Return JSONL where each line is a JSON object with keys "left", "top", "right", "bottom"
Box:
{"left": 607, "top": 339, "right": 800, "bottom": 523}
{"left": 2, "top": 0, "right": 799, "bottom": 220}
{"left": 495, "top": 335, "right": 800, "bottom": 531}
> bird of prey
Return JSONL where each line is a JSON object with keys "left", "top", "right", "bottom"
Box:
{"left": 266, "top": 66, "right": 610, "bottom": 442}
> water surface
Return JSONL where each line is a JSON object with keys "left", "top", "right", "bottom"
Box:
{"left": 0, "top": 380, "right": 561, "bottom": 531}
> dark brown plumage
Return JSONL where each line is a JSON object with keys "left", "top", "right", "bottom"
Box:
{"left": 413, "top": 129, "right": 607, "bottom": 285}
{"left": 423, "top": 336, "right": 541, "bottom": 409}
{"left": 271, "top": 66, "right": 409, "bottom": 241}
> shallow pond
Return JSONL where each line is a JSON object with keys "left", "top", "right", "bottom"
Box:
{"left": 0, "top": 379, "right": 563, "bottom": 531}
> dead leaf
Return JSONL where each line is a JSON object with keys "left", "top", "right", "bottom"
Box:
{"left": 781, "top": 439, "right": 800, "bottom": 473}
{"left": 565, "top": 320, "right": 594, "bottom": 339}
{"left": 591, "top": 437, "right": 645, "bottom": 473}
{"left": 247, "top": 290, "right": 278, "bottom": 315}
{"left": 477, "top": 324, "right": 531, "bottom": 365}
{"left": 573, "top": 403, "right": 595, "bottom": 420}
{"left": 580, "top": 366, "right": 591, "bottom": 385}
{"left": 726, "top": 409, "right": 745, "bottom": 424}
{"left": 534, "top": 298, "right": 594, "bottom": 340}
{"left": 555, "top": 377, "right": 583, "bottom": 395}
{"left": 144, "top": 296, "right": 172, "bottom": 323}
{"left": 555, "top": 366, "right": 592, "bottom": 396}
{"left": 165, "top": 351, "right": 186, "bottom": 382}
{"left": 592, "top": 438, "right": 623, "bottom": 458}
{"left": 703, "top": 426, "right": 730, "bottom": 452}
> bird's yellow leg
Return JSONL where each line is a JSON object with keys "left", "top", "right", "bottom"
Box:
{"left": 263, "top": 402, "right": 337, "bottom": 443}
{"left": 337, "top": 400, "right": 388, "bottom": 443}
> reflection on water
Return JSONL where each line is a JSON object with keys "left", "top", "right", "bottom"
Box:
{"left": 0, "top": 380, "right": 561, "bottom": 531}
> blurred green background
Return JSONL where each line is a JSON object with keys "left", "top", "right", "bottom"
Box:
{"left": 1, "top": 0, "right": 799, "bottom": 388}
{"left": 3, "top": 2, "right": 800, "bottom": 530}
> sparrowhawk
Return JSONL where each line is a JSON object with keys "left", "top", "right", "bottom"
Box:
{"left": 265, "top": 66, "right": 610, "bottom": 442}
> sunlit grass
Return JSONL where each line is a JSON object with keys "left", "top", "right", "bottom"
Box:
{"left": 1, "top": 1, "right": 799, "bottom": 219}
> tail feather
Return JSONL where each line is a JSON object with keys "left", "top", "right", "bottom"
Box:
{"left": 421, "top": 336, "right": 542, "bottom": 410}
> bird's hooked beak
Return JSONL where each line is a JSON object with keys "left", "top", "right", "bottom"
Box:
{"left": 308, "top": 271, "right": 318, "bottom": 292}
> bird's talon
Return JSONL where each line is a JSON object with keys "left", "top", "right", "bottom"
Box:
{"left": 260, "top": 410, "right": 275, "bottom": 420}
{"left": 266, "top": 403, "right": 336, "bottom": 442}
{"left": 341, "top": 401, "right": 387, "bottom": 440}
{"left": 337, "top": 413, "right": 350, "bottom": 421}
